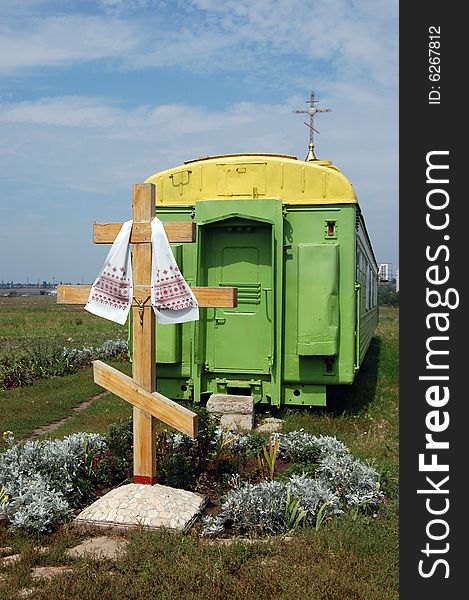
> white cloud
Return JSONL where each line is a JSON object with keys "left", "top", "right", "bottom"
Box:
{"left": 97, "top": 0, "right": 159, "bottom": 14}
{"left": 0, "top": 15, "right": 138, "bottom": 73}
{"left": 0, "top": 0, "right": 397, "bottom": 95}
{"left": 0, "top": 96, "right": 124, "bottom": 127}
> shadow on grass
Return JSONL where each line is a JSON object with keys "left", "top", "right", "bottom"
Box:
{"left": 326, "top": 336, "right": 381, "bottom": 416}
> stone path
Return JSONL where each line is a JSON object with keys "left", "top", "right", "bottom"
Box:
{"left": 0, "top": 552, "right": 20, "bottom": 566}
{"left": 1, "top": 537, "right": 127, "bottom": 598}
{"left": 74, "top": 483, "right": 207, "bottom": 531}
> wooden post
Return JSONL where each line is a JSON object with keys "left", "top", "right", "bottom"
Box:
{"left": 131, "top": 183, "right": 157, "bottom": 485}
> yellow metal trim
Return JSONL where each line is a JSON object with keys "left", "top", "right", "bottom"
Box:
{"left": 145, "top": 154, "right": 358, "bottom": 206}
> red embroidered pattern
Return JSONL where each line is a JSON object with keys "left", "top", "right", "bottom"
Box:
{"left": 91, "top": 264, "right": 131, "bottom": 310}
{"left": 152, "top": 265, "right": 196, "bottom": 310}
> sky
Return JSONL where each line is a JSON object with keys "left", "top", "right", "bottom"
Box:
{"left": 0, "top": 0, "right": 398, "bottom": 284}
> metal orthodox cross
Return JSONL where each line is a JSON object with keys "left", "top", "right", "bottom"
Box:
{"left": 294, "top": 90, "right": 331, "bottom": 160}
{"left": 57, "top": 183, "right": 237, "bottom": 485}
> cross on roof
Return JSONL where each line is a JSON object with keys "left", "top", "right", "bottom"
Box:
{"left": 57, "top": 183, "right": 237, "bottom": 485}
{"left": 294, "top": 90, "right": 331, "bottom": 160}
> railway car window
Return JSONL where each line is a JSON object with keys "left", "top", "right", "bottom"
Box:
{"left": 366, "top": 267, "right": 370, "bottom": 310}
{"left": 369, "top": 267, "right": 373, "bottom": 310}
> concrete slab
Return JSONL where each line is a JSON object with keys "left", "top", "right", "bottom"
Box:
{"left": 207, "top": 394, "right": 254, "bottom": 414}
{"left": 0, "top": 553, "right": 20, "bottom": 566}
{"left": 66, "top": 536, "right": 127, "bottom": 560}
{"left": 206, "top": 394, "right": 254, "bottom": 431}
{"left": 73, "top": 483, "right": 206, "bottom": 532}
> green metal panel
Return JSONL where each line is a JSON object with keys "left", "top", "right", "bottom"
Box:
{"left": 297, "top": 243, "right": 339, "bottom": 356}
{"left": 282, "top": 206, "right": 357, "bottom": 389}
{"left": 204, "top": 222, "right": 273, "bottom": 373}
{"left": 193, "top": 199, "right": 284, "bottom": 406}
{"left": 283, "top": 384, "right": 326, "bottom": 406}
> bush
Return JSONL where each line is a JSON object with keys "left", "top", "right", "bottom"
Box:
{"left": 0, "top": 421, "right": 384, "bottom": 537}
{"left": 275, "top": 430, "right": 348, "bottom": 463}
{"left": 0, "top": 431, "right": 111, "bottom": 533}
{"left": 1, "top": 474, "right": 71, "bottom": 534}
{"left": 0, "top": 338, "right": 129, "bottom": 389}
{"left": 316, "top": 452, "right": 384, "bottom": 510}
{"left": 202, "top": 475, "right": 341, "bottom": 537}
{"left": 155, "top": 407, "right": 220, "bottom": 489}
{"left": 201, "top": 431, "right": 384, "bottom": 537}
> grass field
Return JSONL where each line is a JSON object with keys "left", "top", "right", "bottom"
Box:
{"left": 0, "top": 365, "right": 133, "bottom": 441}
{"left": 0, "top": 296, "right": 127, "bottom": 351}
{"left": 0, "top": 298, "right": 399, "bottom": 599}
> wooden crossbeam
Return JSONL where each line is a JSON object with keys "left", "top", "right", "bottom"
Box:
{"left": 93, "top": 361, "right": 198, "bottom": 438}
{"left": 56, "top": 284, "right": 237, "bottom": 308}
{"left": 93, "top": 221, "right": 196, "bottom": 244}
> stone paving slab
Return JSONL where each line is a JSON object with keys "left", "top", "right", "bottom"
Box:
{"left": 66, "top": 536, "right": 127, "bottom": 560}
{"left": 0, "top": 553, "right": 20, "bottom": 566}
{"left": 207, "top": 394, "right": 254, "bottom": 431}
{"left": 207, "top": 394, "right": 254, "bottom": 415}
{"left": 31, "top": 566, "right": 73, "bottom": 581}
{"left": 74, "top": 483, "right": 207, "bottom": 532}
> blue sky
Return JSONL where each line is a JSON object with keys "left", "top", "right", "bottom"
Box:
{"left": 0, "top": 0, "right": 398, "bottom": 283}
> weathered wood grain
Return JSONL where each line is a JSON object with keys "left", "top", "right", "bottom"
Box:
{"left": 93, "top": 360, "right": 198, "bottom": 438}
{"left": 93, "top": 221, "right": 196, "bottom": 244}
{"left": 57, "top": 284, "right": 237, "bottom": 308}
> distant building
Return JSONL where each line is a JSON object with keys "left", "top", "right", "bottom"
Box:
{"left": 395, "top": 268, "right": 399, "bottom": 293}
{"left": 378, "top": 263, "right": 392, "bottom": 283}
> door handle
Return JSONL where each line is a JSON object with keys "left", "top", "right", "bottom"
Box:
{"left": 264, "top": 288, "right": 272, "bottom": 321}
{"left": 215, "top": 317, "right": 226, "bottom": 325}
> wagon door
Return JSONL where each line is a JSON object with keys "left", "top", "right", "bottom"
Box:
{"left": 204, "top": 220, "right": 273, "bottom": 374}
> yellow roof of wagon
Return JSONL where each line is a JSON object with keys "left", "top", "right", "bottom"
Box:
{"left": 145, "top": 153, "right": 357, "bottom": 206}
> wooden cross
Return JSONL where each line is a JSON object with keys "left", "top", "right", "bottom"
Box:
{"left": 57, "top": 183, "right": 237, "bottom": 485}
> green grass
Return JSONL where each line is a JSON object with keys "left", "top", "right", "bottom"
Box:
{"left": 278, "top": 306, "right": 399, "bottom": 465}
{"left": 0, "top": 296, "right": 127, "bottom": 352}
{"left": 40, "top": 390, "right": 132, "bottom": 440}
{"left": 0, "top": 522, "right": 398, "bottom": 600}
{"left": 0, "top": 304, "right": 399, "bottom": 599}
{"left": 0, "top": 369, "right": 102, "bottom": 440}
{"left": 0, "top": 362, "right": 132, "bottom": 440}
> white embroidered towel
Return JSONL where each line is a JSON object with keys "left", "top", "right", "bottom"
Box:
{"left": 84, "top": 220, "right": 133, "bottom": 325}
{"left": 151, "top": 217, "right": 199, "bottom": 324}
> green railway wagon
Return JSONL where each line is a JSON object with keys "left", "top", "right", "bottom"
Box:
{"left": 134, "top": 152, "right": 378, "bottom": 407}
